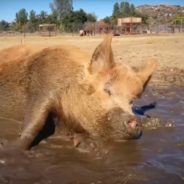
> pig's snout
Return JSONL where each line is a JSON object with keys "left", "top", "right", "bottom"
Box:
{"left": 125, "top": 116, "right": 142, "bottom": 139}
{"left": 106, "top": 108, "right": 142, "bottom": 140}
{"left": 127, "top": 117, "right": 140, "bottom": 128}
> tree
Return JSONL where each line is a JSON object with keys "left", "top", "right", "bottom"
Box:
{"left": 103, "top": 16, "right": 112, "bottom": 24}
{"left": 29, "top": 10, "right": 38, "bottom": 32}
{"left": 130, "top": 4, "right": 135, "bottom": 16}
{"left": 62, "top": 9, "right": 96, "bottom": 32}
{"left": 112, "top": 1, "right": 136, "bottom": 20}
{"left": 86, "top": 13, "right": 97, "bottom": 22}
{"left": 0, "top": 20, "right": 10, "bottom": 31}
{"left": 110, "top": 1, "right": 148, "bottom": 25}
{"left": 15, "top": 8, "right": 28, "bottom": 31}
{"left": 120, "top": 1, "right": 130, "bottom": 17}
{"left": 112, "top": 2, "right": 120, "bottom": 18}
{"left": 172, "top": 13, "right": 184, "bottom": 25}
{"left": 50, "top": 0, "right": 73, "bottom": 20}
{"left": 47, "top": 11, "right": 59, "bottom": 24}
{"left": 103, "top": 16, "right": 114, "bottom": 24}
{"left": 62, "top": 9, "right": 87, "bottom": 32}
{"left": 39, "top": 11, "right": 48, "bottom": 24}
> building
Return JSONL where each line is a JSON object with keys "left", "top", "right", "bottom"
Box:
{"left": 39, "top": 24, "right": 56, "bottom": 36}
{"left": 117, "top": 17, "right": 142, "bottom": 34}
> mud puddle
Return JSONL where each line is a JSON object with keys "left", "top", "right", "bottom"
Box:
{"left": 0, "top": 86, "right": 184, "bottom": 184}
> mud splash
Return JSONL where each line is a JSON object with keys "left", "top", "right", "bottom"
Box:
{"left": 0, "top": 86, "right": 184, "bottom": 184}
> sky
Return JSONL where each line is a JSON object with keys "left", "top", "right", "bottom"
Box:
{"left": 0, "top": 0, "right": 184, "bottom": 22}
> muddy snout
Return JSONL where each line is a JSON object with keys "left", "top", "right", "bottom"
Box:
{"left": 125, "top": 116, "right": 142, "bottom": 139}
{"left": 106, "top": 108, "right": 142, "bottom": 140}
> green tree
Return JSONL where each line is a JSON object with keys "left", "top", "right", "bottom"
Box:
{"left": 86, "top": 13, "right": 97, "bottom": 22}
{"left": 61, "top": 9, "right": 97, "bottom": 32}
{"left": 103, "top": 16, "right": 112, "bottom": 24}
{"left": 0, "top": 20, "right": 10, "bottom": 31}
{"left": 112, "top": 2, "right": 120, "bottom": 18}
{"left": 130, "top": 4, "right": 135, "bottom": 16}
{"left": 103, "top": 16, "right": 114, "bottom": 24}
{"left": 172, "top": 13, "right": 184, "bottom": 25}
{"left": 50, "top": 0, "right": 73, "bottom": 20}
{"left": 120, "top": 1, "right": 130, "bottom": 17}
{"left": 120, "top": 1, "right": 125, "bottom": 16}
{"left": 29, "top": 10, "right": 38, "bottom": 32}
{"left": 47, "top": 11, "right": 59, "bottom": 24}
{"left": 110, "top": 1, "right": 148, "bottom": 25}
{"left": 62, "top": 9, "right": 91, "bottom": 32}
{"left": 39, "top": 11, "right": 48, "bottom": 24}
{"left": 15, "top": 8, "right": 28, "bottom": 31}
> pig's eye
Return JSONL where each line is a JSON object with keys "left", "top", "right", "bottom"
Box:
{"left": 104, "top": 82, "right": 112, "bottom": 96}
{"left": 104, "top": 87, "right": 112, "bottom": 96}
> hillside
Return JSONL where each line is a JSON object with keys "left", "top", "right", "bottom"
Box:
{"left": 137, "top": 4, "right": 184, "bottom": 24}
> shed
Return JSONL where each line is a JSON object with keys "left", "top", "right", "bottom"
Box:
{"left": 117, "top": 17, "right": 142, "bottom": 34}
{"left": 39, "top": 24, "right": 56, "bottom": 36}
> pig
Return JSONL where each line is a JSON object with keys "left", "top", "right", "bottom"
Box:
{"left": 0, "top": 35, "right": 156, "bottom": 150}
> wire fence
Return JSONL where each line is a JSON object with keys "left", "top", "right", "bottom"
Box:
{"left": 0, "top": 23, "right": 183, "bottom": 36}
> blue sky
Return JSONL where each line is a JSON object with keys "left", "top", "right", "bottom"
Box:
{"left": 1, "top": 0, "right": 184, "bottom": 22}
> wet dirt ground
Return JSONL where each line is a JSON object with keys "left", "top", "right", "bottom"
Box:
{"left": 0, "top": 34, "right": 184, "bottom": 184}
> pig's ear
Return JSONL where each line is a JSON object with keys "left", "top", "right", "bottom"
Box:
{"left": 88, "top": 34, "right": 115, "bottom": 74}
{"left": 137, "top": 59, "right": 157, "bottom": 89}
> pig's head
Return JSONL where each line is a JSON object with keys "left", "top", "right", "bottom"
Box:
{"left": 83, "top": 35, "right": 156, "bottom": 140}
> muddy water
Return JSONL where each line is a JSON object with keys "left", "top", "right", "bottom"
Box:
{"left": 0, "top": 87, "right": 184, "bottom": 184}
